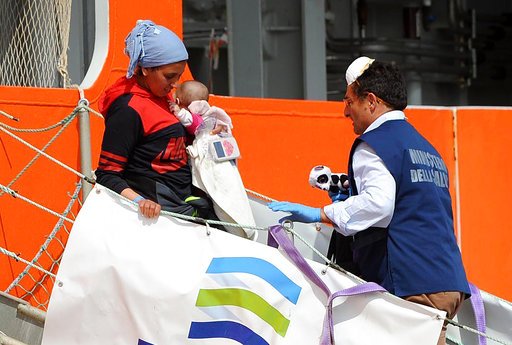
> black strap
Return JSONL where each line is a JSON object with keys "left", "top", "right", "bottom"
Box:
{"left": 327, "top": 230, "right": 360, "bottom": 275}
{"left": 351, "top": 227, "right": 388, "bottom": 251}
{"left": 326, "top": 138, "right": 387, "bottom": 275}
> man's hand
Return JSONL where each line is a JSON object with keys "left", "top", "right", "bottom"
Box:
{"left": 328, "top": 189, "right": 349, "bottom": 203}
{"left": 267, "top": 201, "right": 321, "bottom": 224}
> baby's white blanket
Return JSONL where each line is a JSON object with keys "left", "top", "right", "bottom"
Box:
{"left": 187, "top": 131, "right": 257, "bottom": 240}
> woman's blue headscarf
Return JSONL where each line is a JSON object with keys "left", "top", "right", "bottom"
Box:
{"left": 124, "top": 20, "right": 189, "bottom": 79}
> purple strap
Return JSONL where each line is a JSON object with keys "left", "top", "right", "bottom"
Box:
{"left": 469, "top": 283, "right": 487, "bottom": 345}
{"left": 268, "top": 225, "right": 387, "bottom": 345}
{"left": 269, "top": 225, "right": 331, "bottom": 297}
{"left": 325, "top": 283, "right": 387, "bottom": 344}
{"left": 266, "top": 229, "right": 279, "bottom": 249}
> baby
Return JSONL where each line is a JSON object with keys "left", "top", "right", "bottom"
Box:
{"left": 169, "top": 80, "right": 257, "bottom": 240}
{"left": 170, "top": 80, "right": 232, "bottom": 135}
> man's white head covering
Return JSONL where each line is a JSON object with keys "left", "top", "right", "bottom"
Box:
{"left": 346, "top": 56, "right": 375, "bottom": 85}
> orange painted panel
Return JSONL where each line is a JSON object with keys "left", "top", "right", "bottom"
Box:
{"left": 211, "top": 96, "right": 351, "bottom": 206}
{"left": 215, "top": 99, "right": 457, "bottom": 215}
{"left": 456, "top": 108, "right": 512, "bottom": 301}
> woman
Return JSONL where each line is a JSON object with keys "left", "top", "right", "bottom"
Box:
{"left": 96, "top": 20, "right": 214, "bottom": 220}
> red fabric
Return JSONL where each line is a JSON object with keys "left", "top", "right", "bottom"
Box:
{"left": 99, "top": 77, "right": 180, "bottom": 136}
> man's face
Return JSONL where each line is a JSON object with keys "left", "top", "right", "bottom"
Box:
{"left": 143, "top": 61, "right": 186, "bottom": 98}
{"left": 343, "top": 84, "right": 372, "bottom": 135}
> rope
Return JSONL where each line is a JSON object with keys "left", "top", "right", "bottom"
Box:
{"left": 5, "top": 183, "right": 81, "bottom": 293}
{"left": 0, "top": 125, "right": 95, "bottom": 184}
{"left": 0, "top": 96, "right": 101, "bottom": 198}
{"left": 245, "top": 188, "right": 334, "bottom": 262}
{"left": 69, "top": 84, "right": 104, "bottom": 120}
{"left": 0, "top": 109, "right": 19, "bottom": 122}
{"left": 0, "top": 102, "right": 102, "bottom": 134}
{"left": 0, "top": 111, "right": 79, "bottom": 197}
{"left": 81, "top": 104, "right": 104, "bottom": 119}
{"left": 445, "top": 318, "right": 512, "bottom": 345}
{"left": 159, "top": 209, "right": 262, "bottom": 231}
{"left": 245, "top": 188, "right": 364, "bottom": 281}
{"left": 0, "top": 109, "right": 78, "bottom": 133}
{"left": 0, "top": 184, "right": 74, "bottom": 224}
{"left": 105, "top": 184, "right": 353, "bottom": 283}
{"left": 104, "top": 187, "right": 264, "bottom": 232}
{"left": 0, "top": 247, "right": 57, "bottom": 279}
{"left": 106, "top": 181, "right": 355, "bottom": 284}
{"left": 245, "top": 188, "right": 276, "bottom": 202}
{"left": 282, "top": 221, "right": 365, "bottom": 283}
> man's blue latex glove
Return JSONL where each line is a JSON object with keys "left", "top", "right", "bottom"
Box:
{"left": 267, "top": 201, "right": 321, "bottom": 224}
{"left": 328, "top": 189, "right": 349, "bottom": 203}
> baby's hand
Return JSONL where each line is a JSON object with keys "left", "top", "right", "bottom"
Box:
{"left": 169, "top": 102, "right": 180, "bottom": 116}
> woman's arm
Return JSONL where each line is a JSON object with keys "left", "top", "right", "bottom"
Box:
{"left": 96, "top": 98, "right": 161, "bottom": 218}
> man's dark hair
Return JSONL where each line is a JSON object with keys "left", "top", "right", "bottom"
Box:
{"left": 353, "top": 61, "right": 408, "bottom": 110}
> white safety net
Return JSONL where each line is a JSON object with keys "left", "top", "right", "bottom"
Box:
{"left": 0, "top": 0, "right": 72, "bottom": 88}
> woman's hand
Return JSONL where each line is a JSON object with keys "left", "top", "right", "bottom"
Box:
{"left": 210, "top": 124, "right": 228, "bottom": 135}
{"left": 137, "top": 198, "right": 162, "bottom": 218}
{"left": 121, "top": 188, "right": 161, "bottom": 218}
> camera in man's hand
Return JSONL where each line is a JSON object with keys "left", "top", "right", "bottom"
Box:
{"left": 308, "top": 165, "right": 349, "bottom": 202}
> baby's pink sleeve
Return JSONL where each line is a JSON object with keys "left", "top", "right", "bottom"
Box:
{"left": 186, "top": 113, "right": 204, "bottom": 135}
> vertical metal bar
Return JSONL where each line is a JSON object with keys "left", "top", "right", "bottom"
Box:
{"left": 68, "top": 0, "right": 85, "bottom": 84}
{"left": 78, "top": 100, "right": 93, "bottom": 200}
{"left": 226, "top": 0, "right": 264, "bottom": 97}
{"left": 302, "top": 0, "right": 327, "bottom": 100}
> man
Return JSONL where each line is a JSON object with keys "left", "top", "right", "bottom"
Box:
{"left": 268, "top": 57, "right": 470, "bottom": 345}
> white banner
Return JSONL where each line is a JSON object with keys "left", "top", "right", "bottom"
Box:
{"left": 42, "top": 185, "right": 444, "bottom": 345}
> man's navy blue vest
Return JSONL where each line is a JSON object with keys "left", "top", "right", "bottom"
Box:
{"left": 348, "top": 119, "right": 470, "bottom": 297}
